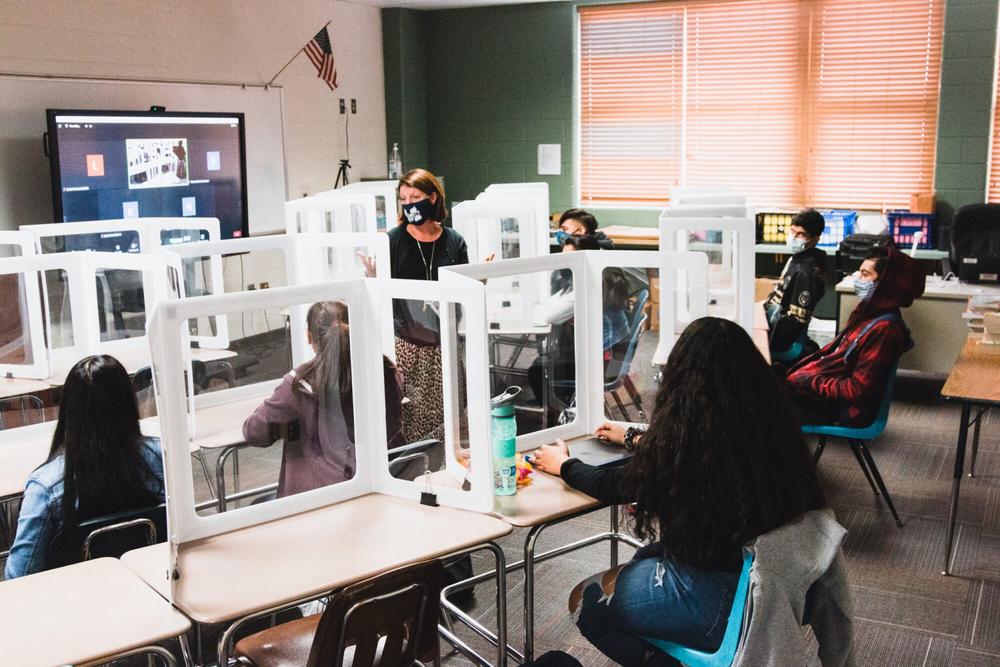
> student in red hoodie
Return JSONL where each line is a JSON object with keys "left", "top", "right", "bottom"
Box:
{"left": 786, "top": 246, "right": 926, "bottom": 426}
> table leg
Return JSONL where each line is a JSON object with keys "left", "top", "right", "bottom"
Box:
{"left": 610, "top": 505, "right": 619, "bottom": 568}
{"left": 969, "top": 408, "right": 985, "bottom": 478}
{"left": 523, "top": 524, "right": 543, "bottom": 663}
{"left": 943, "top": 403, "right": 971, "bottom": 576}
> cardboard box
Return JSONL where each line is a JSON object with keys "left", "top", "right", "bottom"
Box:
{"left": 910, "top": 192, "right": 935, "bottom": 214}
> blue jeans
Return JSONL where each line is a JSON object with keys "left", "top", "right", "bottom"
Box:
{"left": 573, "top": 543, "right": 739, "bottom": 666}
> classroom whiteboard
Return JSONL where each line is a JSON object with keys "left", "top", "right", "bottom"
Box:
{"left": 0, "top": 74, "right": 287, "bottom": 235}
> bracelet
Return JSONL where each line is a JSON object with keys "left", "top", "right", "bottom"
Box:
{"left": 624, "top": 427, "right": 644, "bottom": 452}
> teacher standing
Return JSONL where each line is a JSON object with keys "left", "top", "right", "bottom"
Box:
{"left": 386, "top": 169, "right": 469, "bottom": 442}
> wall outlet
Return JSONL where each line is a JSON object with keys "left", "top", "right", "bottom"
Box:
{"left": 339, "top": 99, "right": 346, "bottom": 114}
{"left": 351, "top": 98, "right": 357, "bottom": 114}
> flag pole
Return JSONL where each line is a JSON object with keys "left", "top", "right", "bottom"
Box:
{"left": 266, "top": 20, "right": 331, "bottom": 88}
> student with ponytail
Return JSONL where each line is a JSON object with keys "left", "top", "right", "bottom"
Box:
{"left": 243, "top": 300, "right": 405, "bottom": 498}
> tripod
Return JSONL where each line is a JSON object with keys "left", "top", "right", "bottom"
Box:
{"left": 334, "top": 158, "right": 351, "bottom": 188}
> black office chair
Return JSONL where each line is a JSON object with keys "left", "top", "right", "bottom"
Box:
{"left": 48, "top": 503, "right": 166, "bottom": 568}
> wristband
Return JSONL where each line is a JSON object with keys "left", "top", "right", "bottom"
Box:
{"left": 624, "top": 427, "right": 644, "bottom": 452}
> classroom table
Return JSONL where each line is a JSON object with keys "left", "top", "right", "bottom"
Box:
{"left": 940, "top": 334, "right": 1000, "bottom": 575}
{"left": 0, "top": 557, "right": 191, "bottom": 667}
{"left": 44, "top": 345, "right": 237, "bottom": 387}
{"left": 122, "top": 493, "right": 513, "bottom": 666}
{"left": 0, "top": 377, "right": 49, "bottom": 400}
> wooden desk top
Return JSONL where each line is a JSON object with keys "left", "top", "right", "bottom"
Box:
{"left": 491, "top": 464, "right": 601, "bottom": 527}
{"left": 0, "top": 377, "right": 49, "bottom": 400}
{"left": 139, "top": 390, "right": 267, "bottom": 453}
{"left": 122, "top": 493, "right": 512, "bottom": 624}
{"left": 46, "top": 346, "right": 237, "bottom": 387}
{"left": 941, "top": 335, "right": 1000, "bottom": 406}
{"left": 0, "top": 435, "right": 52, "bottom": 500}
{"left": 0, "top": 558, "right": 190, "bottom": 667}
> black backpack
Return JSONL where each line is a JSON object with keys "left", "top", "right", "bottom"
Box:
{"left": 836, "top": 233, "right": 894, "bottom": 274}
{"left": 952, "top": 204, "right": 1000, "bottom": 283}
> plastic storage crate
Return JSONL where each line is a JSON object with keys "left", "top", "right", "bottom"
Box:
{"left": 887, "top": 210, "right": 934, "bottom": 249}
{"left": 817, "top": 210, "right": 857, "bottom": 247}
{"left": 755, "top": 211, "right": 796, "bottom": 244}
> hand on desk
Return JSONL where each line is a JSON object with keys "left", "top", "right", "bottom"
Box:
{"left": 531, "top": 440, "right": 570, "bottom": 476}
{"left": 595, "top": 422, "right": 626, "bottom": 446}
{"left": 483, "top": 252, "right": 496, "bottom": 263}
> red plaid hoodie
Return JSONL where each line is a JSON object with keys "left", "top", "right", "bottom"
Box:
{"left": 786, "top": 248, "right": 926, "bottom": 426}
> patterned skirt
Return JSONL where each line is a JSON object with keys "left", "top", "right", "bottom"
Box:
{"left": 395, "top": 337, "right": 445, "bottom": 443}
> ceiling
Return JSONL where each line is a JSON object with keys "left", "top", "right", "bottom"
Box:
{"left": 347, "top": 0, "right": 560, "bottom": 9}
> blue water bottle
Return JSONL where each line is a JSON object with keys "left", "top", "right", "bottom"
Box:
{"left": 490, "top": 387, "right": 521, "bottom": 496}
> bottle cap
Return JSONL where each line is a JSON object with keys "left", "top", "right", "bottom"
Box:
{"left": 490, "top": 386, "right": 521, "bottom": 417}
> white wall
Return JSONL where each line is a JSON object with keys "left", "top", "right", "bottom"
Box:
{"left": 0, "top": 0, "right": 388, "bottom": 218}
{"left": 0, "top": 0, "right": 387, "bottom": 338}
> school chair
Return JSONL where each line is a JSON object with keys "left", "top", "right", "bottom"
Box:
{"left": 234, "top": 559, "right": 443, "bottom": 667}
{"left": 604, "top": 287, "right": 650, "bottom": 422}
{"left": 771, "top": 335, "right": 804, "bottom": 364}
{"left": 640, "top": 549, "right": 754, "bottom": 667}
{"left": 0, "top": 395, "right": 44, "bottom": 429}
{"left": 803, "top": 362, "right": 903, "bottom": 527}
{"left": 49, "top": 503, "right": 166, "bottom": 567}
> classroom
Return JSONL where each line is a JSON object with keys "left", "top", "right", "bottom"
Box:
{"left": 0, "top": 1, "right": 998, "bottom": 665}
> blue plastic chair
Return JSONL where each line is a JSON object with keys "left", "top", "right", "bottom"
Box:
{"left": 771, "top": 336, "right": 804, "bottom": 363}
{"left": 803, "top": 361, "right": 902, "bottom": 526}
{"left": 641, "top": 549, "right": 754, "bottom": 667}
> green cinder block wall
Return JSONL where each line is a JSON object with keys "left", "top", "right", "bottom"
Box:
{"left": 386, "top": 0, "right": 999, "bottom": 230}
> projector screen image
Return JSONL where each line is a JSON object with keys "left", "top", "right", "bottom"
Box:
{"left": 47, "top": 110, "right": 249, "bottom": 242}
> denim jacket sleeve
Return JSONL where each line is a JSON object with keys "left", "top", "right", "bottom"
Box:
{"left": 4, "top": 478, "right": 58, "bottom": 579}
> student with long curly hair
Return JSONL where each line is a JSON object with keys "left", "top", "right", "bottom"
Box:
{"left": 532, "top": 317, "right": 852, "bottom": 665}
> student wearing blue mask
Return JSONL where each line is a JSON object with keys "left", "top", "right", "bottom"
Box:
{"left": 556, "top": 209, "right": 614, "bottom": 249}
{"left": 763, "top": 208, "right": 827, "bottom": 361}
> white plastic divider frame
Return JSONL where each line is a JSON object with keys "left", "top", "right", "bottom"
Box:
{"left": 143, "top": 218, "right": 228, "bottom": 349}
{"left": 441, "top": 250, "right": 709, "bottom": 450}
{"left": 157, "top": 233, "right": 393, "bottom": 365}
{"left": 0, "top": 231, "right": 37, "bottom": 258}
{"left": 1, "top": 252, "right": 173, "bottom": 368}
{"left": 658, "top": 214, "right": 755, "bottom": 334}
{"left": 147, "top": 279, "right": 493, "bottom": 562}
{"left": 0, "top": 253, "right": 50, "bottom": 379}
{"left": 22, "top": 219, "right": 146, "bottom": 254}
{"left": 340, "top": 180, "right": 399, "bottom": 231}
{"left": 481, "top": 182, "right": 551, "bottom": 250}
{"left": 365, "top": 278, "right": 493, "bottom": 512}
{"left": 671, "top": 193, "right": 747, "bottom": 207}
{"left": 285, "top": 191, "right": 379, "bottom": 236}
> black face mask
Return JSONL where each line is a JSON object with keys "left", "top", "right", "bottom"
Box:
{"left": 401, "top": 197, "right": 435, "bottom": 226}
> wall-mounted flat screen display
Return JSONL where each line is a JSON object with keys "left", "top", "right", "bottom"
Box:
{"left": 46, "top": 109, "right": 249, "bottom": 245}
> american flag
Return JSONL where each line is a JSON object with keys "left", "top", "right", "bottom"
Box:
{"left": 304, "top": 26, "right": 338, "bottom": 90}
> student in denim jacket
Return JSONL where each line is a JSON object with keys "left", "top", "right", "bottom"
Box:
{"left": 5, "top": 355, "right": 164, "bottom": 579}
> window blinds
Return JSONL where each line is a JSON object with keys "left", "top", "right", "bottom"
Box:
{"left": 578, "top": 0, "right": 944, "bottom": 209}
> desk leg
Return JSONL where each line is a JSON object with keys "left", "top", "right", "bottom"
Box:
{"left": 969, "top": 408, "right": 985, "bottom": 478}
{"left": 943, "top": 403, "right": 971, "bottom": 576}
{"left": 610, "top": 505, "right": 619, "bottom": 568}
{"left": 523, "top": 524, "right": 544, "bottom": 663}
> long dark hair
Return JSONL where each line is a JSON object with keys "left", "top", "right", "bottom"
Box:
{"left": 623, "top": 317, "right": 825, "bottom": 570}
{"left": 49, "top": 355, "right": 161, "bottom": 530}
{"left": 297, "top": 300, "right": 351, "bottom": 396}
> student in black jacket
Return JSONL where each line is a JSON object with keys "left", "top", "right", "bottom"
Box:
{"left": 764, "top": 208, "right": 827, "bottom": 360}
{"left": 556, "top": 208, "right": 614, "bottom": 249}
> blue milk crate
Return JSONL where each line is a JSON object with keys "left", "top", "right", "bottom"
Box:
{"left": 887, "top": 210, "right": 934, "bottom": 249}
{"left": 817, "top": 210, "right": 857, "bottom": 247}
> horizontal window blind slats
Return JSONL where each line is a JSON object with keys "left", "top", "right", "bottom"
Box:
{"left": 579, "top": 0, "right": 942, "bottom": 208}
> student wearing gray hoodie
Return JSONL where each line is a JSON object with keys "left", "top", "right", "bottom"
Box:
{"left": 533, "top": 317, "right": 852, "bottom": 665}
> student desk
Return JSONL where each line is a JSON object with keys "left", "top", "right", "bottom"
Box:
{"left": 123, "top": 493, "right": 513, "bottom": 666}
{"left": 0, "top": 377, "right": 49, "bottom": 400}
{"left": 940, "top": 335, "right": 1000, "bottom": 575}
{"left": 44, "top": 346, "right": 237, "bottom": 387}
{"left": 0, "top": 557, "right": 191, "bottom": 667}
